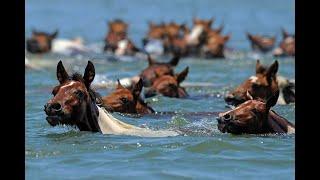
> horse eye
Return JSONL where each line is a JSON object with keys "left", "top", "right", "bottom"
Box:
{"left": 120, "top": 97, "right": 128, "bottom": 103}
{"left": 75, "top": 90, "right": 84, "bottom": 98}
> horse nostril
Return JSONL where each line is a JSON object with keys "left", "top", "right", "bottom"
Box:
{"left": 51, "top": 103, "right": 62, "bottom": 112}
{"left": 223, "top": 114, "right": 232, "bottom": 121}
{"left": 224, "top": 94, "right": 234, "bottom": 101}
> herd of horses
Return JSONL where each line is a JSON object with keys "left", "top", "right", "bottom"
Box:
{"left": 43, "top": 56, "right": 295, "bottom": 136}
{"left": 26, "top": 17, "right": 295, "bottom": 58}
{"left": 26, "top": 17, "right": 295, "bottom": 136}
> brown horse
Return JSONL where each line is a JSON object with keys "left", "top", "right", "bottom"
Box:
{"left": 145, "top": 66, "right": 189, "bottom": 98}
{"left": 26, "top": 30, "right": 58, "bottom": 53}
{"left": 44, "top": 61, "right": 178, "bottom": 137}
{"left": 142, "top": 22, "right": 166, "bottom": 46}
{"left": 44, "top": 60, "right": 101, "bottom": 131}
{"left": 101, "top": 79, "right": 154, "bottom": 114}
{"left": 201, "top": 29, "right": 230, "bottom": 58}
{"left": 104, "top": 19, "right": 139, "bottom": 55}
{"left": 225, "top": 60, "right": 279, "bottom": 106}
{"left": 273, "top": 29, "right": 295, "bottom": 57}
{"left": 217, "top": 91, "right": 295, "bottom": 134}
{"left": 185, "top": 18, "right": 214, "bottom": 48}
{"left": 247, "top": 32, "right": 276, "bottom": 52}
{"left": 140, "top": 54, "right": 180, "bottom": 86}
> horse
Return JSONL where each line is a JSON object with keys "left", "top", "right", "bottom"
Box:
{"left": 273, "top": 28, "right": 295, "bottom": 57}
{"left": 142, "top": 22, "right": 167, "bottom": 55}
{"left": 225, "top": 60, "right": 295, "bottom": 105}
{"left": 246, "top": 32, "right": 276, "bottom": 52}
{"left": 26, "top": 30, "right": 58, "bottom": 53}
{"left": 26, "top": 29, "right": 90, "bottom": 55}
{"left": 44, "top": 60, "right": 178, "bottom": 137}
{"left": 217, "top": 90, "right": 295, "bottom": 134}
{"left": 145, "top": 66, "right": 189, "bottom": 98}
{"left": 201, "top": 29, "right": 231, "bottom": 58}
{"left": 104, "top": 19, "right": 140, "bottom": 56}
{"left": 101, "top": 78, "right": 155, "bottom": 114}
{"left": 224, "top": 60, "right": 279, "bottom": 106}
{"left": 140, "top": 54, "right": 180, "bottom": 86}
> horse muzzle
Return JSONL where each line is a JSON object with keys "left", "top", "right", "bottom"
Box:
{"left": 44, "top": 103, "right": 64, "bottom": 126}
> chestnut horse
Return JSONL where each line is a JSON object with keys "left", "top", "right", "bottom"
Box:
{"left": 101, "top": 78, "right": 154, "bottom": 114}
{"left": 247, "top": 32, "right": 276, "bottom": 52}
{"left": 217, "top": 91, "right": 295, "bottom": 134}
{"left": 140, "top": 54, "right": 180, "bottom": 86}
{"left": 273, "top": 28, "right": 295, "bottom": 57}
{"left": 104, "top": 19, "right": 140, "bottom": 55}
{"left": 26, "top": 30, "right": 58, "bottom": 53}
{"left": 201, "top": 29, "right": 230, "bottom": 58}
{"left": 44, "top": 60, "right": 178, "bottom": 137}
{"left": 225, "top": 60, "right": 279, "bottom": 106}
{"left": 145, "top": 66, "right": 189, "bottom": 98}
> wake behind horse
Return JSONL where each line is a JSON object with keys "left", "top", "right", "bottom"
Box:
{"left": 44, "top": 60, "right": 178, "bottom": 137}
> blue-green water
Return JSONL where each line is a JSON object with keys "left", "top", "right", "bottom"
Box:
{"left": 26, "top": 0, "right": 295, "bottom": 179}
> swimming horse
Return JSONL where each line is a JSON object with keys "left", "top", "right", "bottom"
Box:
{"left": 44, "top": 60, "right": 178, "bottom": 137}
{"left": 26, "top": 29, "right": 90, "bottom": 55}
{"left": 217, "top": 90, "right": 295, "bottom": 134}
{"left": 224, "top": 60, "right": 295, "bottom": 106}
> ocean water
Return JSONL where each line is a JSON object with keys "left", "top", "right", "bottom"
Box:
{"left": 25, "top": 0, "right": 295, "bottom": 179}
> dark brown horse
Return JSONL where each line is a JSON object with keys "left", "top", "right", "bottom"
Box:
{"left": 273, "top": 28, "right": 295, "bottom": 57}
{"left": 140, "top": 54, "right": 180, "bottom": 86}
{"left": 44, "top": 60, "right": 101, "bottom": 131}
{"left": 225, "top": 60, "right": 279, "bottom": 106}
{"left": 247, "top": 32, "right": 276, "bottom": 52}
{"left": 217, "top": 91, "right": 295, "bottom": 134}
{"left": 101, "top": 79, "right": 154, "bottom": 114}
{"left": 26, "top": 30, "right": 58, "bottom": 53}
{"left": 145, "top": 66, "right": 189, "bottom": 98}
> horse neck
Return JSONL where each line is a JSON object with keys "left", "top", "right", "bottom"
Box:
{"left": 76, "top": 100, "right": 101, "bottom": 132}
{"left": 265, "top": 110, "right": 295, "bottom": 133}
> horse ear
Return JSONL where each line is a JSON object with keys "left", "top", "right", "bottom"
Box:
{"left": 266, "top": 90, "right": 280, "bottom": 109}
{"left": 51, "top": 30, "right": 58, "bottom": 39}
{"left": 256, "top": 59, "right": 262, "bottom": 74}
{"left": 208, "top": 18, "right": 214, "bottom": 26}
{"left": 266, "top": 60, "right": 279, "bottom": 83}
{"left": 116, "top": 79, "right": 125, "bottom": 89}
{"left": 216, "top": 24, "right": 224, "bottom": 33}
{"left": 282, "top": 28, "right": 289, "bottom": 38}
{"left": 147, "top": 54, "right": 156, "bottom": 66}
{"left": 132, "top": 78, "right": 143, "bottom": 99}
{"left": 176, "top": 66, "right": 189, "bottom": 84}
{"left": 56, "top": 60, "right": 69, "bottom": 84}
{"left": 169, "top": 54, "right": 180, "bottom": 66}
{"left": 83, "top": 61, "right": 95, "bottom": 88}
{"left": 224, "top": 34, "right": 231, "bottom": 42}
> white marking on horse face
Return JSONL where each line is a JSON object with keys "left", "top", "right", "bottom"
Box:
{"left": 186, "top": 25, "right": 204, "bottom": 44}
{"left": 115, "top": 40, "right": 129, "bottom": 55}
{"left": 249, "top": 76, "right": 258, "bottom": 83}
{"left": 60, "top": 81, "right": 76, "bottom": 90}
